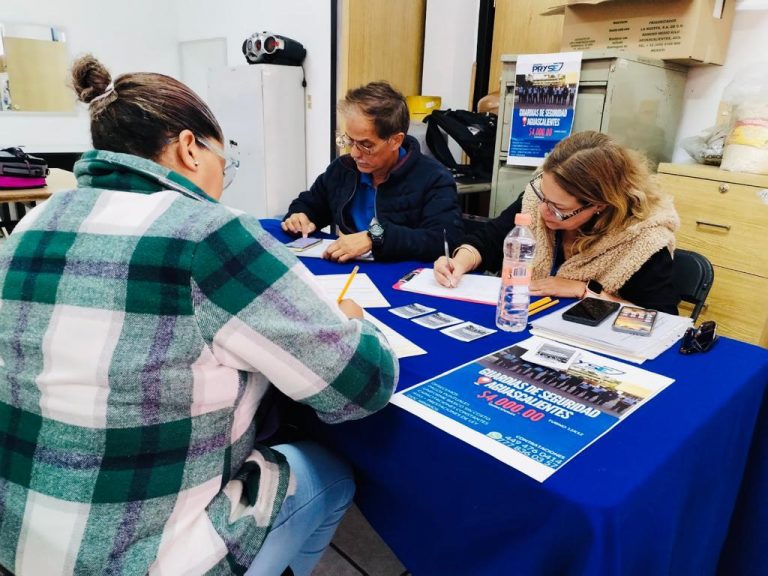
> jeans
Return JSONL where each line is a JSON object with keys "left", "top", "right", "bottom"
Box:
{"left": 245, "top": 441, "right": 355, "bottom": 576}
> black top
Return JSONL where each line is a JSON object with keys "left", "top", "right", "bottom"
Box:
{"left": 462, "top": 196, "right": 680, "bottom": 314}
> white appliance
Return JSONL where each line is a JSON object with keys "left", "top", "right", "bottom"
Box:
{"left": 207, "top": 64, "right": 306, "bottom": 218}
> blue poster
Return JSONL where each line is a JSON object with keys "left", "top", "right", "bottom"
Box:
{"left": 391, "top": 336, "right": 673, "bottom": 481}
{"left": 507, "top": 52, "right": 583, "bottom": 167}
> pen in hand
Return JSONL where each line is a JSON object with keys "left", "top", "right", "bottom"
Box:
{"left": 443, "top": 229, "right": 454, "bottom": 288}
{"left": 337, "top": 265, "right": 359, "bottom": 303}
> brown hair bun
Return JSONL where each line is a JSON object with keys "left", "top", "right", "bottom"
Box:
{"left": 71, "top": 54, "right": 112, "bottom": 104}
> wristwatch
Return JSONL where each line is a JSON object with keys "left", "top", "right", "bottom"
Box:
{"left": 584, "top": 279, "right": 603, "bottom": 298}
{"left": 368, "top": 221, "right": 385, "bottom": 247}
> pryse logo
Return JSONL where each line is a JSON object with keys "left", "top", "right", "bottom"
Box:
{"left": 532, "top": 62, "right": 564, "bottom": 73}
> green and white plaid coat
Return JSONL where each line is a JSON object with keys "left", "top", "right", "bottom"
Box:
{"left": 0, "top": 151, "right": 398, "bottom": 575}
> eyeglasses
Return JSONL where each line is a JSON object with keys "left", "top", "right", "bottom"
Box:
{"left": 529, "top": 173, "right": 592, "bottom": 221}
{"left": 197, "top": 138, "right": 240, "bottom": 189}
{"left": 335, "top": 132, "right": 387, "bottom": 156}
{"left": 679, "top": 320, "right": 719, "bottom": 354}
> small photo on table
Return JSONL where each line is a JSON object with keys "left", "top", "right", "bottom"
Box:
{"left": 441, "top": 321, "right": 497, "bottom": 342}
{"left": 412, "top": 312, "right": 463, "bottom": 330}
{"left": 389, "top": 302, "right": 437, "bottom": 319}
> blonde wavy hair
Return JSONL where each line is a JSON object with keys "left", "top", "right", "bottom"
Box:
{"left": 542, "top": 131, "right": 665, "bottom": 254}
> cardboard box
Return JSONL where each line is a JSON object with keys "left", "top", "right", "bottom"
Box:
{"left": 556, "top": 0, "right": 735, "bottom": 66}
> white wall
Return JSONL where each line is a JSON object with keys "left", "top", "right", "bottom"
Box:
{"left": 422, "top": 0, "right": 480, "bottom": 110}
{"left": 173, "top": 0, "right": 331, "bottom": 184}
{"left": 0, "top": 0, "right": 179, "bottom": 152}
{"left": 672, "top": 8, "right": 768, "bottom": 162}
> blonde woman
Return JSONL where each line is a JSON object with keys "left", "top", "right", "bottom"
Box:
{"left": 434, "top": 131, "right": 680, "bottom": 313}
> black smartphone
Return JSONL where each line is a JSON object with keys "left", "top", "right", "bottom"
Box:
{"left": 562, "top": 297, "right": 620, "bottom": 327}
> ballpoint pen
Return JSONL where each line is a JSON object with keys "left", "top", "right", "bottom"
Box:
{"left": 443, "top": 229, "right": 454, "bottom": 287}
{"left": 337, "top": 265, "right": 360, "bottom": 303}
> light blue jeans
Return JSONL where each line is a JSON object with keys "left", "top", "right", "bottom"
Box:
{"left": 245, "top": 441, "right": 355, "bottom": 576}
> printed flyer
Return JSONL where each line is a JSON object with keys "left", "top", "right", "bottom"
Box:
{"left": 507, "top": 52, "right": 582, "bottom": 166}
{"left": 390, "top": 336, "right": 674, "bottom": 481}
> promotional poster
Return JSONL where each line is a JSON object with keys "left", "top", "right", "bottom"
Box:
{"left": 507, "top": 52, "right": 582, "bottom": 166}
{"left": 391, "top": 336, "right": 674, "bottom": 481}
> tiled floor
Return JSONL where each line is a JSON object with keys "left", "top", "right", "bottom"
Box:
{"left": 312, "top": 504, "right": 409, "bottom": 576}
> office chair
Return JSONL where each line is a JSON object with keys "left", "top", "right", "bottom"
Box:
{"left": 673, "top": 248, "right": 714, "bottom": 321}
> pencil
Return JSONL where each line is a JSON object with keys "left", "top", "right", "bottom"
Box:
{"left": 529, "top": 299, "right": 560, "bottom": 317}
{"left": 337, "top": 265, "right": 360, "bottom": 303}
{"left": 528, "top": 296, "right": 552, "bottom": 313}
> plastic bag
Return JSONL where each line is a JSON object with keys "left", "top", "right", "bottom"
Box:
{"left": 720, "top": 70, "right": 768, "bottom": 174}
{"left": 680, "top": 125, "right": 728, "bottom": 166}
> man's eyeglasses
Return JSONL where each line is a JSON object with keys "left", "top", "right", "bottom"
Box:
{"left": 679, "top": 320, "right": 719, "bottom": 354}
{"left": 529, "top": 173, "right": 592, "bottom": 221}
{"left": 197, "top": 138, "right": 240, "bottom": 189}
{"left": 335, "top": 132, "right": 387, "bottom": 156}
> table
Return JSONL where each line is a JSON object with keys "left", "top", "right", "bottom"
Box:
{"left": 262, "top": 219, "right": 768, "bottom": 576}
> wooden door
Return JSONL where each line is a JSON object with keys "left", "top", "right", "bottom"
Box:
{"left": 339, "top": 0, "right": 426, "bottom": 98}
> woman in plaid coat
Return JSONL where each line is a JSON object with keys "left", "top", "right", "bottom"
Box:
{"left": 0, "top": 55, "right": 398, "bottom": 576}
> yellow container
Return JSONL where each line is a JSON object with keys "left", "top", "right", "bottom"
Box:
{"left": 406, "top": 95, "right": 441, "bottom": 121}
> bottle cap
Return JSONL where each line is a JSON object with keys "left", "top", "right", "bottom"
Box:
{"left": 514, "top": 213, "right": 532, "bottom": 226}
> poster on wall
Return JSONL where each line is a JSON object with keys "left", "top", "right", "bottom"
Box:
{"left": 390, "top": 336, "right": 674, "bottom": 482}
{"left": 507, "top": 52, "right": 583, "bottom": 167}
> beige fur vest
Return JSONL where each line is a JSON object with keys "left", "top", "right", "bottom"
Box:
{"left": 521, "top": 189, "right": 680, "bottom": 293}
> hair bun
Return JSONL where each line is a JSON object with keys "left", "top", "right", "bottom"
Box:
{"left": 71, "top": 54, "right": 112, "bottom": 104}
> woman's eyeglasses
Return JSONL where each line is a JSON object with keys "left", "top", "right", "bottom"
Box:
{"left": 335, "top": 132, "right": 387, "bottom": 156}
{"left": 197, "top": 138, "right": 240, "bottom": 189}
{"left": 529, "top": 173, "right": 592, "bottom": 221}
{"left": 679, "top": 320, "right": 718, "bottom": 354}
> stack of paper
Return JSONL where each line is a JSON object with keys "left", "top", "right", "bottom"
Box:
{"left": 394, "top": 267, "right": 501, "bottom": 305}
{"left": 530, "top": 302, "right": 692, "bottom": 364}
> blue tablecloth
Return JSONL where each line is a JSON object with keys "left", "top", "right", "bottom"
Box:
{"left": 262, "top": 220, "right": 768, "bottom": 576}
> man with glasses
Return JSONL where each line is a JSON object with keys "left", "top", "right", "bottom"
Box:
{"left": 282, "top": 81, "right": 463, "bottom": 262}
{"left": 433, "top": 131, "right": 681, "bottom": 314}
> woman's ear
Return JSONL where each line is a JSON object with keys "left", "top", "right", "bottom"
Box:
{"left": 175, "top": 129, "right": 200, "bottom": 171}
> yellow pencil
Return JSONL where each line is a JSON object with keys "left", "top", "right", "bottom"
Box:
{"left": 337, "top": 265, "right": 360, "bottom": 303}
{"left": 529, "top": 299, "right": 560, "bottom": 317}
{"left": 528, "top": 296, "right": 552, "bottom": 313}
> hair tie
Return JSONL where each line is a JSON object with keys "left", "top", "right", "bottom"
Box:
{"left": 90, "top": 83, "right": 115, "bottom": 104}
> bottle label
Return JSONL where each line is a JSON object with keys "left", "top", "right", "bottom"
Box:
{"left": 502, "top": 262, "right": 531, "bottom": 286}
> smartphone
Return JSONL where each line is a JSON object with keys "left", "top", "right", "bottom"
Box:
{"left": 285, "top": 237, "right": 322, "bottom": 251}
{"left": 561, "top": 297, "right": 620, "bottom": 327}
{"left": 612, "top": 305, "right": 658, "bottom": 336}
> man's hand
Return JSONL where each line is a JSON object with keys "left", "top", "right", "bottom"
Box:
{"left": 281, "top": 213, "right": 317, "bottom": 238}
{"left": 323, "top": 231, "right": 373, "bottom": 263}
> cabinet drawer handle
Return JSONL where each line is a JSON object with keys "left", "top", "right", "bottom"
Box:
{"left": 696, "top": 220, "right": 731, "bottom": 231}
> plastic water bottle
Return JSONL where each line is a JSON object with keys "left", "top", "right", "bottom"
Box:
{"left": 495, "top": 213, "right": 536, "bottom": 332}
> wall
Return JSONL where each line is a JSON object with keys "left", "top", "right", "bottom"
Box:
{"left": 672, "top": 8, "right": 768, "bottom": 162}
{"left": 422, "top": 0, "right": 480, "bottom": 110}
{"left": 0, "top": 0, "right": 179, "bottom": 152}
{"left": 173, "top": 0, "right": 331, "bottom": 184}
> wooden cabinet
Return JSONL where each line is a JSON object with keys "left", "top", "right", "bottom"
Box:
{"left": 657, "top": 163, "right": 768, "bottom": 347}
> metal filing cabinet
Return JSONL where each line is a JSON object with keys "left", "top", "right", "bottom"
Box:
{"left": 490, "top": 51, "right": 687, "bottom": 217}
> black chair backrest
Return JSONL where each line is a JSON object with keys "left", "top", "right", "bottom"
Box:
{"left": 673, "top": 248, "right": 714, "bottom": 321}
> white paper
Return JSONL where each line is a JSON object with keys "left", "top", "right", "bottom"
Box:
{"left": 363, "top": 311, "right": 426, "bottom": 359}
{"left": 292, "top": 238, "right": 374, "bottom": 261}
{"left": 441, "top": 321, "right": 497, "bottom": 342}
{"left": 530, "top": 302, "right": 692, "bottom": 363}
{"left": 313, "top": 273, "right": 390, "bottom": 308}
{"left": 398, "top": 268, "right": 501, "bottom": 306}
